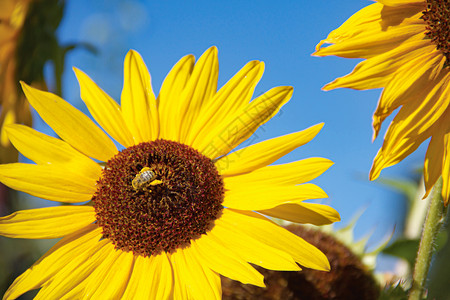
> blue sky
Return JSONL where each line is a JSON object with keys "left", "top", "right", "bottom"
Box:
{"left": 33, "top": 0, "right": 429, "bottom": 254}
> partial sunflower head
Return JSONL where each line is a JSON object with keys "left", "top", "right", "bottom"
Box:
{"left": 0, "top": 47, "right": 340, "bottom": 299}
{"left": 222, "top": 224, "right": 382, "bottom": 300}
{"left": 314, "top": 0, "right": 450, "bottom": 205}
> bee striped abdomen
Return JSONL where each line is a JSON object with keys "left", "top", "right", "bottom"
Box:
{"left": 132, "top": 167, "right": 157, "bottom": 191}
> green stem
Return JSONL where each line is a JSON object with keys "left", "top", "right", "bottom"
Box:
{"left": 409, "top": 177, "right": 447, "bottom": 300}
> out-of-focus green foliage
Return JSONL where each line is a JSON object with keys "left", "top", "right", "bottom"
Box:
{"left": 378, "top": 283, "right": 408, "bottom": 300}
{"left": 16, "top": 0, "right": 95, "bottom": 96}
{"left": 0, "top": 0, "right": 95, "bottom": 298}
{"left": 376, "top": 177, "right": 421, "bottom": 208}
{"left": 427, "top": 218, "right": 450, "bottom": 300}
{"left": 16, "top": 0, "right": 64, "bottom": 88}
{"left": 383, "top": 232, "right": 447, "bottom": 269}
{"left": 376, "top": 174, "right": 450, "bottom": 299}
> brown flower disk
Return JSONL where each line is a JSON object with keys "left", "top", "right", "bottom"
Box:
{"left": 423, "top": 0, "right": 450, "bottom": 65}
{"left": 93, "top": 139, "right": 224, "bottom": 256}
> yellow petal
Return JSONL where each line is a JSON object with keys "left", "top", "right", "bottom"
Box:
{"left": 216, "top": 123, "right": 323, "bottom": 176}
{"left": 151, "top": 253, "right": 175, "bottom": 300}
{"left": 81, "top": 245, "right": 124, "bottom": 297}
{"left": 158, "top": 55, "right": 195, "bottom": 141}
{"left": 20, "top": 82, "right": 117, "bottom": 161}
{"left": 74, "top": 67, "right": 135, "bottom": 147}
{"left": 170, "top": 247, "right": 221, "bottom": 300}
{"left": 34, "top": 240, "right": 112, "bottom": 300}
{"left": 316, "top": 24, "right": 424, "bottom": 59}
{"left": 223, "top": 209, "right": 330, "bottom": 271}
{"left": 188, "top": 60, "right": 264, "bottom": 147}
{"left": 259, "top": 202, "right": 341, "bottom": 225}
{"left": 177, "top": 47, "right": 219, "bottom": 143}
{"left": 373, "top": 48, "right": 444, "bottom": 138}
{"left": 224, "top": 157, "right": 333, "bottom": 187}
{"left": 377, "top": 0, "right": 425, "bottom": 6}
{"left": 122, "top": 253, "right": 173, "bottom": 300}
{"left": 223, "top": 183, "right": 328, "bottom": 211}
{"left": 323, "top": 38, "right": 431, "bottom": 91}
{"left": 0, "top": 205, "right": 95, "bottom": 239}
{"left": 370, "top": 72, "right": 450, "bottom": 179}
{"left": 314, "top": 3, "right": 424, "bottom": 58}
{"left": 198, "top": 86, "right": 293, "bottom": 158}
{"left": 210, "top": 209, "right": 301, "bottom": 271}
{"left": 0, "top": 163, "right": 96, "bottom": 203}
{"left": 170, "top": 253, "right": 189, "bottom": 300}
{"left": 423, "top": 115, "right": 450, "bottom": 204}
{"left": 192, "top": 235, "right": 265, "bottom": 287}
{"left": 121, "top": 50, "right": 159, "bottom": 143}
{"left": 87, "top": 249, "right": 134, "bottom": 299}
{"left": 4, "top": 224, "right": 102, "bottom": 300}
{"left": 1, "top": 109, "right": 15, "bottom": 147}
{"left": 315, "top": 2, "right": 384, "bottom": 52}
{"left": 5, "top": 124, "right": 101, "bottom": 181}
{"left": 424, "top": 127, "right": 444, "bottom": 199}
{"left": 442, "top": 131, "right": 450, "bottom": 205}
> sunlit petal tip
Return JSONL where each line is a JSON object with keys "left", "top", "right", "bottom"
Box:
{"left": 322, "top": 258, "right": 331, "bottom": 271}
{"left": 72, "top": 68, "right": 86, "bottom": 82}
{"left": 369, "top": 161, "right": 382, "bottom": 181}
{"left": 314, "top": 122, "right": 324, "bottom": 131}
{"left": 124, "top": 49, "right": 152, "bottom": 77}
{"left": 177, "top": 54, "right": 196, "bottom": 70}
{"left": 334, "top": 210, "right": 342, "bottom": 222}
{"left": 422, "top": 189, "right": 431, "bottom": 200}
{"left": 313, "top": 39, "right": 328, "bottom": 53}
{"left": 196, "top": 46, "right": 218, "bottom": 66}
{"left": 127, "top": 49, "right": 141, "bottom": 59}
{"left": 282, "top": 85, "right": 294, "bottom": 94}
{"left": 371, "top": 131, "right": 379, "bottom": 143}
{"left": 371, "top": 120, "right": 380, "bottom": 140}
{"left": 19, "top": 81, "right": 31, "bottom": 94}
{"left": 72, "top": 67, "right": 88, "bottom": 81}
{"left": 305, "top": 122, "right": 324, "bottom": 139}
{"left": 205, "top": 45, "right": 218, "bottom": 55}
{"left": 322, "top": 80, "right": 342, "bottom": 91}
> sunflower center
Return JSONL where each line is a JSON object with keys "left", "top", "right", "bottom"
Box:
{"left": 92, "top": 139, "right": 224, "bottom": 256}
{"left": 423, "top": 0, "right": 450, "bottom": 65}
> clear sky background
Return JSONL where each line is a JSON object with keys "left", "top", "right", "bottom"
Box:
{"left": 31, "top": 0, "right": 429, "bottom": 263}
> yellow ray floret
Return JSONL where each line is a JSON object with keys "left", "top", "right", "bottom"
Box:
{"left": 315, "top": 0, "right": 450, "bottom": 204}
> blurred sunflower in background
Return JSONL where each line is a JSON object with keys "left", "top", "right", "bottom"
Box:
{"left": 314, "top": 0, "right": 450, "bottom": 205}
{"left": 0, "top": 47, "right": 340, "bottom": 299}
{"left": 222, "top": 221, "right": 384, "bottom": 300}
{"left": 0, "top": 1, "right": 72, "bottom": 293}
{"left": 0, "top": 0, "right": 33, "bottom": 164}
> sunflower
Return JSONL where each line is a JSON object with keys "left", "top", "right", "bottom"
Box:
{"left": 314, "top": 0, "right": 450, "bottom": 205}
{"left": 0, "top": 47, "right": 340, "bottom": 299}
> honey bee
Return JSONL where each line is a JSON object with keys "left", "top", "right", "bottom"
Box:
{"left": 132, "top": 167, "right": 161, "bottom": 191}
